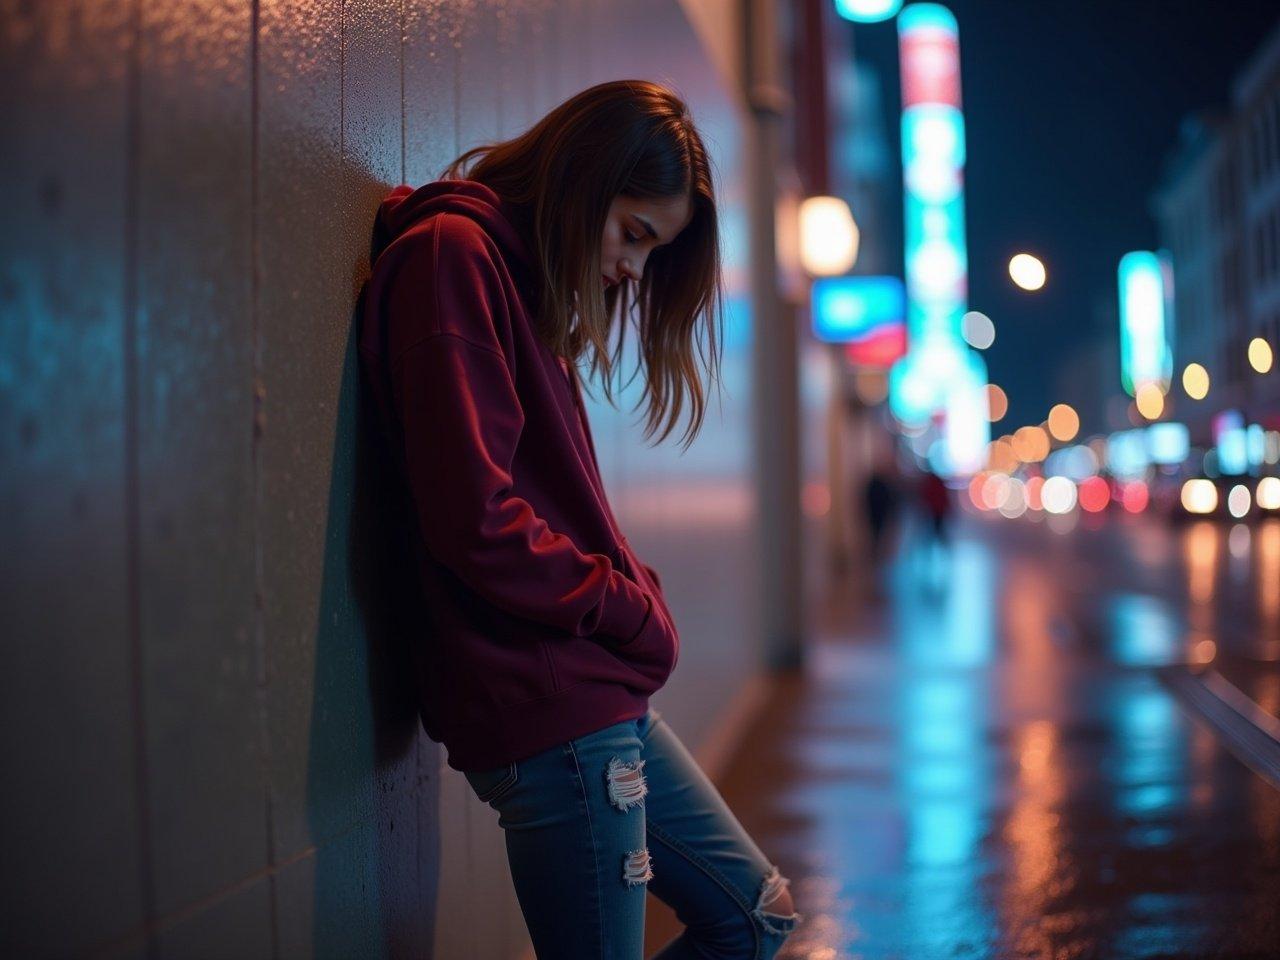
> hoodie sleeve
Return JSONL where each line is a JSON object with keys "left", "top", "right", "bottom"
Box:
{"left": 385, "top": 222, "right": 656, "bottom": 645}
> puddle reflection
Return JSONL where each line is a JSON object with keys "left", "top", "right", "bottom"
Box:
{"left": 771, "top": 518, "right": 1280, "bottom": 959}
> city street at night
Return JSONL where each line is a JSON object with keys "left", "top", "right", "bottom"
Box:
{"left": 9, "top": 1, "right": 1280, "bottom": 957}
{"left": 706, "top": 510, "right": 1280, "bottom": 959}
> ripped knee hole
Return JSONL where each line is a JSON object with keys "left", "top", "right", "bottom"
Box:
{"left": 623, "top": 847, "right": 653, "bottom": 887}
{"left": 605, "top": 756, "right": 648, "bottom": 813}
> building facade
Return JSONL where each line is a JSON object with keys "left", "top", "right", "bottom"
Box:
{"left": 1153, "top": 19, "right": 1280, "bottom": 443}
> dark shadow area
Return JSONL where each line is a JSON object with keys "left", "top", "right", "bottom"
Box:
{"left": 308, "top": 169, "right": 443, "bottom": 960}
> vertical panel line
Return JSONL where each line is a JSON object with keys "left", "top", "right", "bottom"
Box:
{"left": 340, "top": 0, "right": 345, "bottom": 163}
{"left": 248, "top": 0, "right": 279, "bottom": 957}
{"left": 124, "top": 0, "right": 159, "bottom": 955}
{"left": 400, "top": 0, "right": 406, "bottom": 183}
{"left": 452, "top": 4, "right": 460, "bottom": 156}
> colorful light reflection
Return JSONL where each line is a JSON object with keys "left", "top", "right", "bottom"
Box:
{"left": 889, "top": 3, "right": 990, "bottom": 474}
{"left": 1118, "top": 251, "right": 1173, "bottom": 397}
{"left": 834, "top": 0, "right": 904, "bottom": 23}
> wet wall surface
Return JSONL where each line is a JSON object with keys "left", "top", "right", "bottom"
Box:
{"left": 0, "top": 1, "right": 750, "bottom": 956}
{"left": 700, "top": 513, "right": 1280, "bottom": 960}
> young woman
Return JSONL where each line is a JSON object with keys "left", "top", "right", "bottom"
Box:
{"left": 359, "top": 79, "right": 802, "bottom": 959}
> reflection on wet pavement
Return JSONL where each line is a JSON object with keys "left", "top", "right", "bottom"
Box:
{"left": 709, "top": 514, "right": 1280, "bottom": 959}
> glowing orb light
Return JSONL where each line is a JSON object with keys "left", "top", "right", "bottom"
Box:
{"left": 834, "top": 0, "right": 904, "bottom": 23}
{"left": 1180, "top": 479, "right": 1218, "bottom": 515}
{"left": 1257, "top": 476, "right": 1280, "bottom": 511}
{"left": 1228, "top": 484, "right": 1252, "bottom": 519}
{"left": 1047, "top": 403, "right": 1079, "bottom": 442}
{"left": 986, "top": 384, "right": 1007, "bottom": 421}
{"left": 1248, "top": 337, "right": 1274, "bottom": 374}
{"left": 1135, "top": 382, "right": 1165, "bottom": 420}
{"left": 1008, "top": 253, "right": 1046, "bottom": 291}
{"left": 1041, "top": 476, "right": 1077, "bottom": 514}
{"left": 961, "top": 310, "right": 995, "bottom": 349}
{"left": 1181, "top": 363, "right": 1209, "bottom": 399}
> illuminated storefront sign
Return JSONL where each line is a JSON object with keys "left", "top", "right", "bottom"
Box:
{"left": 1214, "top": 410, "right": 1248, "bottom": 476}
{"left": 888, "top": 3, "right": 989, "bottom": 472}
{"left": 1146, "top": 421, "right": 1189, "bottom": 465}
{"left": 834, "top": 0, "right": 904, "bottom": 24}
{"left": 811, "top": 276, "right": 907, "bottom": 368}
{"left": 1118, "top": 250, "right": 1173, "bottom": 396}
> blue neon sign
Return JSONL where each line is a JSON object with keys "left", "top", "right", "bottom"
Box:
{"left": 811, "top": 276, "right": 906, "bottom": 342}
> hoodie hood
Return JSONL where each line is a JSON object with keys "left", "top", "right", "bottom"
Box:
{"left": 369, "top": 178, "right": 536, "bottom": 277}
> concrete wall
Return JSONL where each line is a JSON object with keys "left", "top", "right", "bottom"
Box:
{"left": 0, "top": 1, "right": 754, "bottom": 957}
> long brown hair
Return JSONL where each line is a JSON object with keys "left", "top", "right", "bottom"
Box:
{"left": 441, "top": 79, "right": 724, "bottom": 451}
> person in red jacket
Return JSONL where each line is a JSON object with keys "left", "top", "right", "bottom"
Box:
{"left": 358, "top": 79, "right": 801, "bottom": 958}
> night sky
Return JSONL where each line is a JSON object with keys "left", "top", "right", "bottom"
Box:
{"left": 844, "top": 0, "right": 1280, "bottom": 434}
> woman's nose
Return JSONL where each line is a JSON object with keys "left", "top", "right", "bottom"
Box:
{"left": 619, "top": 258, "right": 643, "bottom": 282}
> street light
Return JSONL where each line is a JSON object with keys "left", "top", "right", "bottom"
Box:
{"left": 1047, "top": 403, "right": 1079, "bottom": 442}
{"left": 798, "top": 196, "right": 859, "bottom": 276}
{"left": 1135, "top": 382, "right": 1164, "bottom": 420}
{"left": 1182, "top": 362, "right": 1210, "bottom": 399}
{"left": 1009, "top": 253, "right": 1046, "bottom": 291}
{"left": 1249, "top": 337, "right": 1274, "bottom": 374}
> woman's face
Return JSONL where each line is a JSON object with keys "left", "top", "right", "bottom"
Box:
{"left": 601, "top": 193, "right": 693, "bottom": 289}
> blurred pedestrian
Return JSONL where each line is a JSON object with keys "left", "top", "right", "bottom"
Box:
{"left": 359, "top": 79, "right": 801, "bottom": 958}
{"left": 920, "top": 469, "right": 952, "bottom": 543}
{"left": 863, "top": 466, "right": 900, "bottom": 562}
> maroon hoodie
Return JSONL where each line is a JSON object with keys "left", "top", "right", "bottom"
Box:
{"left": 358, "top": 179, "right": 678, "bottom": 772}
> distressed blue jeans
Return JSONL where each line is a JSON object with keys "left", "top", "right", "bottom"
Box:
{"left": 463, "top": 707, "right": 803, "bottom": 959}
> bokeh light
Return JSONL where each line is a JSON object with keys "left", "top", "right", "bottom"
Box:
{"left": 1121, "top": 480, "right": 1149, "bottom": 513}
{"left": 1182, "top": 362, "right": 1209, "bottom": 400}
{"left": 1041, "top": 476, "right": 1077, "bottom": 514}
{"left": 1008, "top": 253, "right": 1046, "bottom": 291}
{"left": 1258, "top": 476, "right": 1280, "bottom": 511}
{"left": 986, "top": 384, "right": 1008, "bottom": 421}
{"left": 1228, "top": 484, "right": 1252, "bottom": 519}
{"left": 1024, "top": 474, "right": 1044, "bottom": 511}
{"left": 981, "top": 472, "right": 1011, "bottom": 511}
{"left": 1181, "top": 479, "right": 1218, "bottom": 515}
{"left": 1078, "top": 476, "right": 1110, "bottom": 513}
{"left": 968, "top": 473, "right": 989, "bottom": 510}
{"left": 1047, "top": 403, "right": 1079, "bottom": 442}
{"left": 1191, "top": 638, "right": 1217, "bottom": 664}
{"left": 1248, "top": 337, "right": 1273, "bottom": 374}
{"left": 987, "top": 436, "right": 1018, "bottom": 473}
{"left": 854, "top": 368, "right": 890, "bottom": 405}
{"left": 999, "top": 477, "right": 1028, "bottom": 518}
{"left": 1011, "top": 425, "right": 1050, "bottom": 462}
{"left": 799, "top": 196, "right": 859, "bottom": 276}
{"left": 1045, "top": 443, "right": 1099, "bottom": 481}
{"left": 834, "top": 0, "right": 903, "bottom": 23}
{"left": 1135, "top": 382, "right": 1164, "bottom": 420}
{"left": 1229, "top": 523, "right": 1250, "bottom": 559}
{"left": 962, "top": 310, "right": 995, "bottom": 349}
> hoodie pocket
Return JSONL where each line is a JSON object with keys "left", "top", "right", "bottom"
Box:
{"left": 556, "top": 597, "right": 677, "bottom": 694}
{"left": 614, "top": 536, "right": 674, "bottom": 631}
{"left": 473, "top": 633, "right": 560, "bottom": 708}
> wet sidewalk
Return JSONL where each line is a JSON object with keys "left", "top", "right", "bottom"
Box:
{"left": 659, "top": 514, "right": 1280, "bottom": 959}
